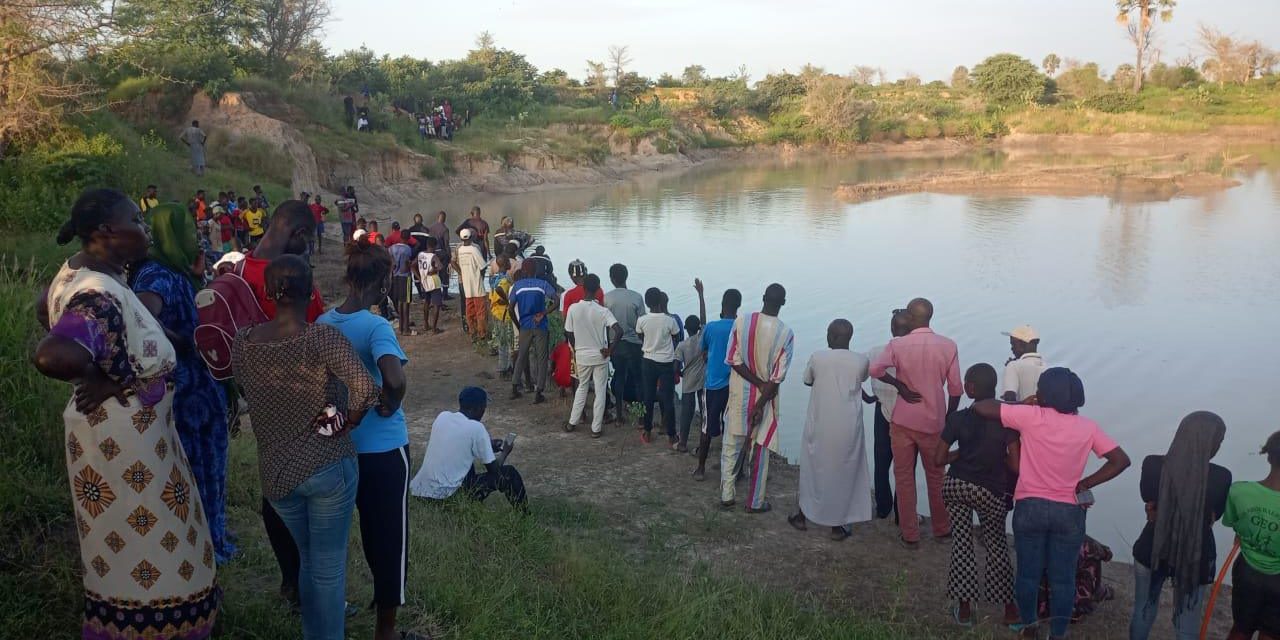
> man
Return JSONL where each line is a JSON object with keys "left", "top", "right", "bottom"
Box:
{"left": 413, "top": 237, "right": 446, "bottom": 334}
{"left": 138, "top": 185, "right": 159, "bottom": 212}
{"left": 1002, "top": 325, "right": 1046, "bottom": 402}
{"left": 603, "top": 263, "right": 645, "bottom": 426}
{"left": 564, "top": 274, "right": 620, "bottom": 436}
{"left": 509, "top": 261, "right": 558, "bottom": 404}
{"left": 252, "top": 184, "right": 269, "bottom": 209}
{"left": 456, "top": 206, "right": 490, "bottom": 260}
{"left": 243, "top": 198, "right": 268, "bottom": 248}
{"left": 232, "top": 199, "right": 323, "bottom": 608}
{"left": 181, "top": 119, "right": 207, "bottom": 176}
{"left": 309, "top": 194, "right": 328, "bottom": 255}
{"left": 693, "top": 285, "right": 738, "bottom": 481}
{"left": 337, "top": 186, "right": 359, "bottom": 245}
{"left": 636, "top": 288, "right": 681, "bottom": 446}
{"left": 189, "top": 190, "right": 208, "bottom": 226}
{"left": 869, "top": 297, "right": 961, "bottom": 548}
{"left": 527, "top": 246, "right": 555, "bottom": 286}
{"left": 561, "top": 259, "right": 604, "bottom": 314}
{"left": 790, "top": 319, "right": 872, "bottom": 539}
{"left": 407, "top": 213, "right": 429, "bottom": 252}
{"left": 388, "top": 235, "right": 415, "bottom": 336}
{"left": 426, "top": 211, "right": 452, "bottom": 296}
{"left": 451, "top": 228, "right": 488, "bottom": 340}
{"left": 409, "top": 388, "right": 526, "bottom": 506}
{"left": 385, "top": 221, "right": 404, "bottom": 248}
{"left": 863, "top": 310, "right": 912, "bottom": 520}
{"left": 720, "top": 284, "right": 795, "bottom": 514}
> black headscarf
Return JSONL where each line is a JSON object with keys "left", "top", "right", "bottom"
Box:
{"left": 1149, "top": 411, "right": 1226, "bottom": 611}
{"left": 1036, "top": 367, "right": 1085, "bottom": 414}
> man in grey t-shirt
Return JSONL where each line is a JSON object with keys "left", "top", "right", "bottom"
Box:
{"left": 181, "top": 120, "right": 208, "bottom": 176}
{"left": 604, "top": 263, "right": 645, "bottom": 425}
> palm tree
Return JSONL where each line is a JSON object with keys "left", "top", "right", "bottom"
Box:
{"left": 1116, "top": 0, "right": 1175, "bottom": 92}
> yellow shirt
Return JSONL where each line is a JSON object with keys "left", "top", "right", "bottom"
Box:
{"left": 244, "top": 208, "right": 266, "bottom": 236}
{"left": 139, "top": 197, "right": 159, "bottom": 212}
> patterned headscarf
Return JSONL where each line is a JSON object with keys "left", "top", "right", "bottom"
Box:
{"left": 144, "top": 203, "right": 201, "bottom": 286}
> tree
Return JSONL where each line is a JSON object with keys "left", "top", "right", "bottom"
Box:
{"left": 1116, "top": 0, "right": 1175, "bottom": 92}
{"left": 1197, "top": 24, "right": 1276, "bottom": 85}
{"left": 259, "top": 0, "right": 331, "bottom": 77}
{"left": 607, "top": 44, "right": 630, "bottom": 89}
{"left": 584, "top": 60, "right": 607, "bottom": 90}
{"left": 950, "top": 65, "right": 971, "bottom": 88}
{"left": 1042, "top": 53, "right": 1061, "bottom": 76}
{"left": 680, "top": 64, "right": 706, "bottom": 87}
{"left": 655, "top": 72, "right": 681, "bottom": 88}
{"left": 1057, "top": 62, "right": 1108, "bottom": 99}
{"left": 851, "top": 65, "right": 877, "bottom": 85}
{"left": 1111, "top": 63, "right": 1136, "bottom": 88}
{"left": 802, "top": 74, "right": 875, "bottom": 143}
{"left": 900, "top": 71, "right": 921, "bottom": 87}
{"left": 753, "top": 71, "right": 805, "bottom": 112}
{"left": 971, "top": 53, "right": 1048, "bottom": 106}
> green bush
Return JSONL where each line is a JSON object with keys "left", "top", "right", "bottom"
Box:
{"left": 972, "top": 53, "right": 1049, "bottom": 106}
{"left": 608, "top": 113, "right": 641, "bottom": 129}
{"left": 1082, "top": 92, "right": 1142, "bottom": 113}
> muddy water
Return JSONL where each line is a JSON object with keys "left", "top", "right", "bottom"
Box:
{"left": 390, "top": 150, "right": 1280, "bottom": 563}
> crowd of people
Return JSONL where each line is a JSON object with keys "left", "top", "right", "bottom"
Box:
{"left": 29, "top": 183, "right": 1280, "bottom": 640}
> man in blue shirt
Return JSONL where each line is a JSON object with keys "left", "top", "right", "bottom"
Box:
{"left": 692, "top": 286, "right": 742, "bottom": 481}
{"left": 510, "top": 261, "right": 559, "bottom": 404}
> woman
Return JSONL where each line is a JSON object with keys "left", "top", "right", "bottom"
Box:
{"left": 1129, "top": 411, "right": 1231, "bottom": 640}
{"left": 973, "top": 367, "right": 1131, "bottom": 640}
{"left": 33, "top": 189, "right": 220, "bottom": 638}
{"left": 317, "top": 242, "right": 418, "bottom": 640}
{"left": 231, "top": 255, "right": 378, "bottom": 640}
{"left": 130, "top": 203, "right": 236, "bottom": 563}
{"left": 1224, "top": 430, "right": 1280, "bottom": 640}
{"left": 489, "top": 255, "right": 515, "bottom": 379}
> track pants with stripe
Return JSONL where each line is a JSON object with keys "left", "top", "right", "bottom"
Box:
{"left": 720, "top": 434, "right": 770, "bottom": 509}
{"left": 357, "top": 445, "right": 411, "bottom": 608}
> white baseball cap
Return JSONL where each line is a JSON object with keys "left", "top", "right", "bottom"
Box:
{"left": 459, "top": 228, "right": 474, "bottom": 240}
{"left": 213, "top": 251, "right": 245, "bottom": 270}
{"left": 1002, "top": 325, "right": 1039, "bottom": 342}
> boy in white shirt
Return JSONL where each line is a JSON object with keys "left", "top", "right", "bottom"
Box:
{"left": 635, "top": 287, "right": 680, "bottom": 447}
{"left": 413, "top": 236, "right": 445, "bottom": 334}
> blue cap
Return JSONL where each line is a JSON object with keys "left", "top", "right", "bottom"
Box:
{"left": 458, "top": 386, "right": 488, "bottom": 407}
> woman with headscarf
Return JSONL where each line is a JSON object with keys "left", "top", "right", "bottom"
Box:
{"left": 1128, "top": 412, "right": 1231, "bottom": 639}
{"left": 33, "top": 189, "right": 221, "bottom": 637}
{"left": 1224, "top": 430, "right": 1280, "bottom": 640}
{"left": 973, "top": 367, "right": 1131, "bottom": 640}
{"left": 128, "top": 203, "right": 236, "bottom": 563}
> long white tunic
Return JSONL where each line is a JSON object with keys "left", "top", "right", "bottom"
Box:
{"left": 798, "top": 348, "right": 873, "bottom": 526}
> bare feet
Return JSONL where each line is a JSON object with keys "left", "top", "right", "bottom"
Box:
{"left": 692, "top": 467, "right": 705, "bottom": 481}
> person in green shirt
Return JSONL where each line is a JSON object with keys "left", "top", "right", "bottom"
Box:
{"left": 1224, "top": 429, "right": 1280, "bottom": 640}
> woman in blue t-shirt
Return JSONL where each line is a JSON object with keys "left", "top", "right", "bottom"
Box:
{"left": 318, "top": 241, "right": 417, "bottom": 640}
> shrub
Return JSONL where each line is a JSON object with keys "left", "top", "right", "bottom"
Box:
{"left": 608, "top": 113, "right": 641, "bottom": 129}
{"left": 1082, "top": 92, "right": 1142, "bottom": 113}
{"left": 972, "top": 53, "right": 1049, "bottom": 106}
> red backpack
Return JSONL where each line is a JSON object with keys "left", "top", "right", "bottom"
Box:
{"left": 194, "top": 262, "right": 267, "bottom": 380}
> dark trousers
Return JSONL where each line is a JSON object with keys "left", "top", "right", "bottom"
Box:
{"left": 1013, "top": 498, "right": 1087, "bottom": 637}
{"left": 438, "top": 256, "right": 451, "bottom": 294}
{"left": 641, "top": 358, "right": 676, "bottom": 436}
{"left": 357, "top": 445, "right": 410, "bottom": 608}
{"left": 514, "top": 328, "right": 549, "bottom": 392}
{"left": 678, "top": 389, "right": 704, "bottom": 445}
{"left": 873, "top": 402, "right": 897, "bottom": 520}
{"left": 460, "top": 466, "right": 527, "bottom": 506}
{"left": 262, "top": 498, "right": 301, "bottom": 596}
{"left": 610, "top": 341, "right": 643, "bottom": 408}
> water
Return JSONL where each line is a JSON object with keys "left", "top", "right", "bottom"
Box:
{"left": 391, "top": 150, "right": 1280, "bottom": 562}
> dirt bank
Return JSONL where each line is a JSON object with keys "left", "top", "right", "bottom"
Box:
{"left": 306, "top": 247, "right": 1232, "bottom": 640}
{"left": 835, "top": 159, "right": 1244, "bottom": 204}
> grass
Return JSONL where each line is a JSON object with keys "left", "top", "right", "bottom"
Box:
{"left": 0, "top": 233, "right": 909, "bottom": 639}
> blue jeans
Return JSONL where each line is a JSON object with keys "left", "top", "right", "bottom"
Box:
{"left": 1128, "top": 562, "right": 1205, "bottom": 640}
{"left": 1013, "top": 498, "right": 1086, "bottom": 637}
{"left": 270, "top": 458, "right": 359, "bottom": 640}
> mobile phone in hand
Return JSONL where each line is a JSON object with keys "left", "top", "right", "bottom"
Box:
{"left": 1076, "top": 489, "right": 1095, "bottom": 506}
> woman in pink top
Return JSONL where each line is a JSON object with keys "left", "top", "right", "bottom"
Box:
{"left": 973, "top": 367, "right": 1130, "bottom": 640}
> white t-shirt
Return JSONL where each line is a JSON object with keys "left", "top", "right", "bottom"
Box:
{"left": 564, "top": 300, "right": 618, "bottom": 367}
{"left": 1004, "top": 352, "right": 1048, "bottom": 402}
{"left": 416, "top": 252, "right": 441, "bottom": 291}
{"left": 865, "top": 343, "right": 899, "bottom": 422}
{"left": 409, "top": 411, "right": 495, "bottom": 500}
{"left": 635, "top": 312, "right": 679, "bottom": 363}
{"left": 455, "top": 244, "right": 486, "bottom": 298}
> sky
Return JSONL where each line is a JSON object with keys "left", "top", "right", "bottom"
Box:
{"left": 323, "top": 1, "right": 1277, "bottom": 83}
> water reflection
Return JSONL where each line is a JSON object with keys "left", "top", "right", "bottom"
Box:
{"left": 1095, "top": 201, "right": 1152, "bottom": 307}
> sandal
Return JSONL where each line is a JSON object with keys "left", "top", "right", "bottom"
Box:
{"left": 787, "top": 512, "right": 808, "bottom": 531}
{"left": 829, "top": 525, "right": 851, "bottom": 541}
{"left": 745, "top": 501, "right": 772, "bottom": 514}
{"left": 952, "top": 603, "right": 974, "bottom": 628}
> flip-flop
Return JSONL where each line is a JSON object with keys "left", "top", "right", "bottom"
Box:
{"left": 952, "top": 603, "right": 974, "bottom": 628}
{"left": 787, "top": 513, "right": 808, "bottom": 531}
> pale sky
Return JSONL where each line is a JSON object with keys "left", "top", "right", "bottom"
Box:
{"left": 323, "top": 1, "right": 1276, "bottom": 83}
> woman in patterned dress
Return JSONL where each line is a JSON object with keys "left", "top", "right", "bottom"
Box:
{"left": 33, "top": 189, "right": 220, "bottom": 639}
{"left": 130, "top": 203, "right": 235, "bottom": 564}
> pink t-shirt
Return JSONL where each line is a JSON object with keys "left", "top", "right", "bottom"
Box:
{"left": 1001, "top": 404, "right": 1118, "bottom": 504}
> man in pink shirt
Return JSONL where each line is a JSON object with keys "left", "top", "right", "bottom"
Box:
{"left": 869, "top": 297, "right": 962, "bottom": 547}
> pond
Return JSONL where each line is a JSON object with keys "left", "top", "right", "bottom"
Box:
{"left": 392, "top": 149, "right": 1280, "bottom": 563}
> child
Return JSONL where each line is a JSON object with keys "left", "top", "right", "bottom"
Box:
{"left": 674, "top": 314, "right": 705, "bottom": 453}
{"left": 634, "top": 287, "right": 680, "bottom": 447}
{"left": 215, "top": 206, "right": 235, "bottom": 253}
{"left": 550, "top": 340, "right": 573, "bottom": 398}
{"left": 231, "top": 197, "right": 249, "bottom": 248}
{"left": 367, "top": 220, "right": 383, "bottom": 246}
{"left": 413, "top": 236, "right": 445, "bottom": 334}
{"left": 934, "top": 363, "right": 1019, "bottom": 627}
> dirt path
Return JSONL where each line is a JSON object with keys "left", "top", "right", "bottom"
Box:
{"left": 322, "top": 288, "right": 1232, "bottom": 640}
